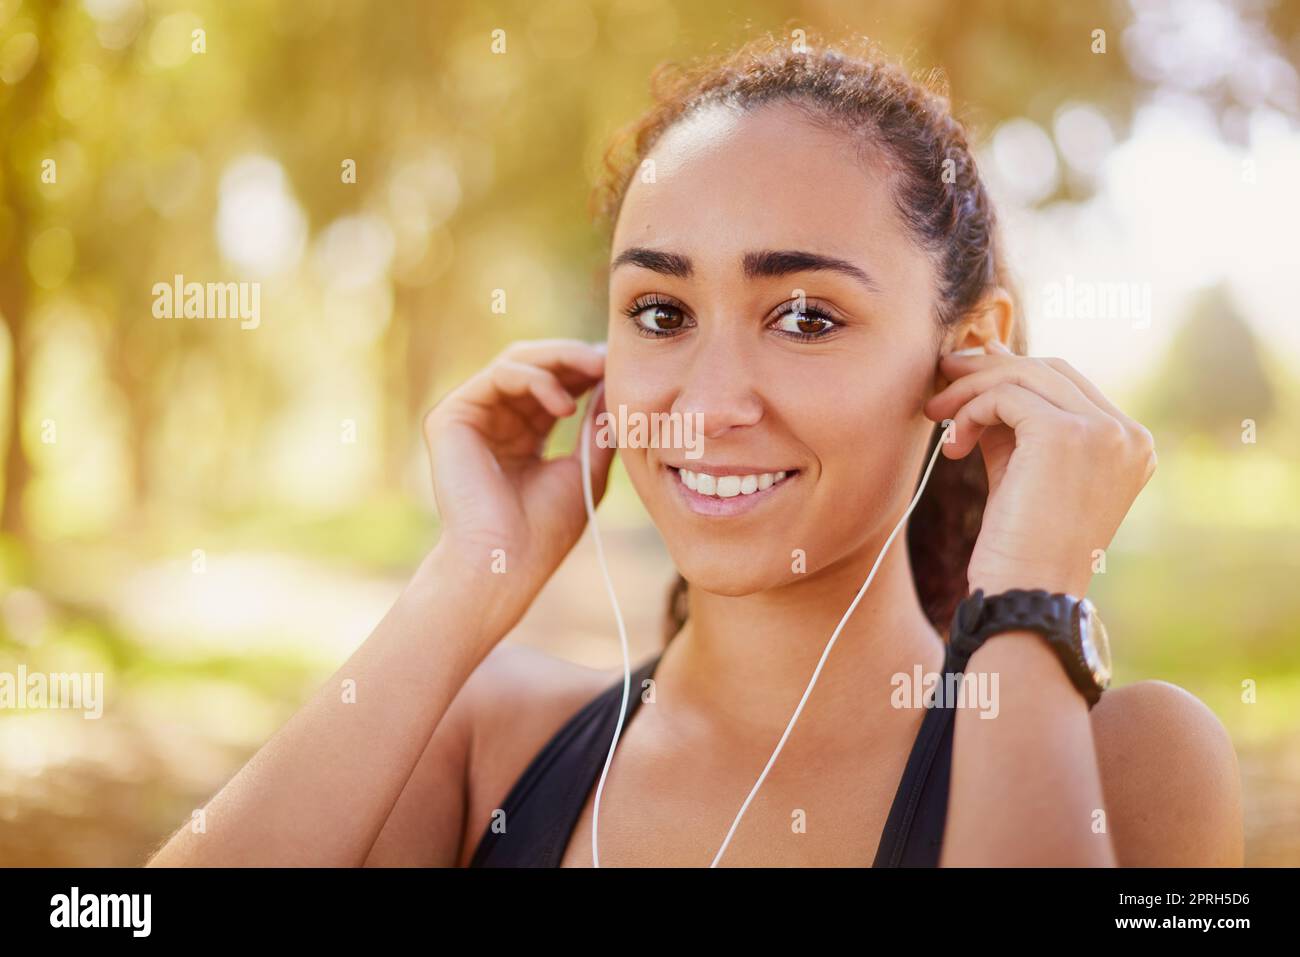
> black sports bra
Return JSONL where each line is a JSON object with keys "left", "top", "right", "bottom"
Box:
{"left": 469, "top": 643, "right": 964, "bottom": 866}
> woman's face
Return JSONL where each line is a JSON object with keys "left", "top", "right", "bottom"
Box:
{"left": 604, "top": 100, "right": 945, "bottom": 596}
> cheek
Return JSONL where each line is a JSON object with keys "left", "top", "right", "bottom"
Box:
{"left": 599, "top": 347, "right": 671, "bottom": 483}
{"left": 601, "top": 343, "right": 687, "bottom": 425}
{"left": 796, "top": 354, "right": 933, "bottom": 509}
{"left": 787, "top": 354, "right": 920, "bottom": 442}
{"left": 600, "top": 349, "right": 640, "bottom": 415}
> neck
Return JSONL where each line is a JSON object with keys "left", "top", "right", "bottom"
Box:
{"left": 660, "top": 533, "right": 946, "bottom": 749}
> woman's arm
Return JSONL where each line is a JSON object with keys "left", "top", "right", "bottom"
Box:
{"left": 146, "top": 546, "right": 508, "bottom": 867}
{"left": 941, "top": 629, "right": 1116, "bottom": 866}
{"left": 943, "top": 637, "right": 1244, "bottom": 867}
{"left": 147, "top": 338, "right": 611, "bottom": 866}
{"left": 922, "top": 326, "right": 1228, "bottom": 865}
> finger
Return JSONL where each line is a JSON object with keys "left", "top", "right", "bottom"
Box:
{"left": 490, "top": 361, "right": 579, "bottom": 419}
{"left": 500, "top": 391, "right": 563, "bottom": 441}
{"left": 1038, "top": 357, "right": 1130, "bottom": 423}
{"left": 936, "top": 349, "right": 1015, "bottom": 388}
{"left": 461, "top": 360, "right": 577, "bottom": 420}
{"left": 939, "top": 348, "right": 1130, "bottom": 424}
{"left": 934, "top": 351, "right": 988, "bottom": 397}
{"left": 501, "top": 339, "right": 607, "bottom": 381}
{"left": 458, "top": 339, "right": 605, "bottom": 408}
{"left": 946, "top": 382, "right": 1071, "bottom": 458}
{"left": 1039, "top": 357, "right": 1157, "bottom": 483}
{"left": 927, "top": 356, "right": 1096, "bottom": 422}
{"left": 453, "top": 364, "right": 574, "bottom": 455}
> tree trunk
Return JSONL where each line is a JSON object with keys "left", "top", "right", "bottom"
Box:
{"left": 0, "top": 275, "right": 28, "bottom": 537}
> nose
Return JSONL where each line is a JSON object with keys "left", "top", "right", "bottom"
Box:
{"left": 669, "top": 331, "right": 764, "bottom": 440}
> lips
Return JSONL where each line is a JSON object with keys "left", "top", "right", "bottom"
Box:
{"left": 676, "top": 467, "right": 791, "bottom": 497}
{"left": 662, "top": 463, "right": 799, "bottom": 516}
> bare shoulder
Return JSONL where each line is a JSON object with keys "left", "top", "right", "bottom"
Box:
{"left": 454, "top": 642, "right": 617, "bottom": 861}
{"left": 1090, "top": 679, "right": 1244, "bottom": 866}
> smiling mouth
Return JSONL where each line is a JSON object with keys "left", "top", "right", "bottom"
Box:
{"left": 662, "top": 464, "right": 800, "bottom": 516}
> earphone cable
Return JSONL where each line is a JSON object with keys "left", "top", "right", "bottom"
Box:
{"left": 581, "top": 386, "right": 954, "bottom": 867}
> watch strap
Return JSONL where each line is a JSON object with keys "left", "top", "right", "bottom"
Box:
{"left": 949, "top": 588, "right": 1101, "bottom": 707}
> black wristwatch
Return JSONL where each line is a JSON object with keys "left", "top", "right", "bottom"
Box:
{"left": 948, "top": 588, "right": 1113, "bottom": 708}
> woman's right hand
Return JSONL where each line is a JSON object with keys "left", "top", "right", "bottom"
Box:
{"left": 421, "top": 339, "right": 615, "bottom": 639}
{"left": 148, "top": 339, "right": 612, "bottom": 867}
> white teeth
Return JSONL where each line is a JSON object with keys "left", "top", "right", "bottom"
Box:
{"left": 676, "top": 467, "right": 793, "bottom": 498}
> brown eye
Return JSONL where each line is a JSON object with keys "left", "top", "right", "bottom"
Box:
{"left": 773, "top": 308, "right": 839, "bottom": 339}
{"left": 630, "top": 303, "right": 688, "bottom": 335}
{"left": 649, "top": 306, "right": 683, "bottom": 330}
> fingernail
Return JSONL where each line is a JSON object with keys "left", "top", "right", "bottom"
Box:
{"left": 591, "top": 341, "right": 608, "bottom": 354}
{"left": 948, "top": 347, "right": 986, "bottom": 357}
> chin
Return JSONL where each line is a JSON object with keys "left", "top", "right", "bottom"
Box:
{"left": 662, "top": 542, "right": 798, "bottom": 598}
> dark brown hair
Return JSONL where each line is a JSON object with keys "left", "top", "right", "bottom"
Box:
{"left": 589, "top": 34, "right": 1026, "bottom": 641}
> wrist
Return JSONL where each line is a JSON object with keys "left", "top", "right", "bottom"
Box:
{"left": 949, "top": 588, "right": 1112, "bottom": 709}
{"left": 965, "top": 630, "right": 1089, "bottom": 710}
{"left": 413, "top": 541, "right": 527, "bottom": 649}
{"left": 419, "top": 536, "right": 513, "bottom": 582}
{"left": 968, "top": 568, "right": 1091, "bottom": 599}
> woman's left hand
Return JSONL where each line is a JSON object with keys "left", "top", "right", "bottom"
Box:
{"left": 923, "top": 341, "right": 1158, "bottom": 598}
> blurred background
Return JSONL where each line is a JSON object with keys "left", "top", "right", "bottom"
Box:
{"left": 0, "top": 0, "right": 1297, "bottom": 866}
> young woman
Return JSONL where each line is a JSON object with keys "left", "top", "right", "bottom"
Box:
{"left": 149, "top": 37, "right": 1242, "bottom": 867}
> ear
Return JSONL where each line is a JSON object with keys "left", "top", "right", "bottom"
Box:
{"left": 945, "top": 287, "right": 1016, "bottom": 353}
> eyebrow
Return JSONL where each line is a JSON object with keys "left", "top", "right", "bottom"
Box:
{"left": 744, "top": 249, "right": 879, "bottom": 293}
{"left": 610, "top": 247, "right": 879, "bottom": 293}
{"left": 610, "top": 247, "right": 694, "bottom": 279}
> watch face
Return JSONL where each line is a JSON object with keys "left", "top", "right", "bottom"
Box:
{"left": 1078, "top": 599, "right": 1112, "bottom": 689}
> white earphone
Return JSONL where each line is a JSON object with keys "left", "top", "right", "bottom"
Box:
{"left": 578, "top": 371, "right": 959, "bottom": 867}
